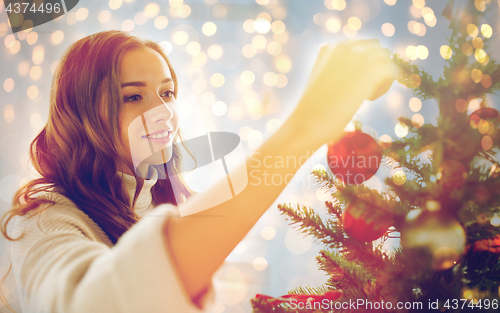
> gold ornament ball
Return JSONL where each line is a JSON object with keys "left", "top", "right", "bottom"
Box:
{"left": 401, "top": 209, "right": 466, "bottom": 270}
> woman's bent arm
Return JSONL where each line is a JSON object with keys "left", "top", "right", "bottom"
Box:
{"left": 164, "top": 39, "right": 398, "bottom": 301}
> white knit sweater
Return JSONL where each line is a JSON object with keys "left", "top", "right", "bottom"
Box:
{"left": 9, "top": 168, "right": 212, "bottom": 313}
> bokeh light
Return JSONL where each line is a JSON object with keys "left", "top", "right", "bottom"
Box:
{"left": 154, "top": 16, "right": 169, "bottom": 29}
{"left": 395, "top": 122, "right": 409, "bottom": 138}
{"left": 411, "top": 114, "right": 424, "bottom": 128}
{"left": 172, "top": 31, "right": 189, "bottom": 45}
{"left": 408, "top": 21, "right": 426, "bottom": 36}
{"left": 254, "top": 18, "right": 271, "bottom": 34}
{"left": 474, "top": 49, "right": 488, "bottom": 64}
{"left": 261, "top": 226, "right": 276, "bottom": 240}
{"left": 26, "top": 32, "right": 38, "bottom": 45}
{"left": 481, "top": 74, "right": 492, "bottom": 88}
{"left": 381, "top": 23, "right": 395, "bottom": 37}
{"left": 240, "top": 71, "right": 255, "bottom": 85}
{"left": 348, "top": 17, "right": 362, "bottom": 31}
{"left": 481, "top": 24, "right": 493, "bottom": 38}
{"left": 253, "top": 256, "right": 268, "bottom": 271}
{"left": 29, "top": 66, "right": 42, "bottom": 80}
{"left": 121, "top": 19, "right": 135, "bottom": 31}
{"left": 144, "top": 3, "right": 160, "bottom": 18}
{"left": 252, "top": 35, "right": 267, "bottom": 49}
{"left": 51, "top": 30, "right": 64, "bottom": 45}
{"left": 27, "top": 85, "right": 39, "bottom": 100}
{"left": 275, "top": 74, "right": 288, "bottom": 88}
{"left": 467, "top": 24, "right": 478, "bottom": 37}
{"left": 271, "top": 20, "right": 286, "bottom": 34}
{"left": 202, "top": 22, "right": 217, "bottom": 36}
{"left": 263, "top": 72, "right": 278, "bottom": 86}
{"left": 481, "top": 135, "right": 493, "bottom": 150}
{"left": 210, "top": 73, "right": 225, "bottom": 87}
{"left": 475, "top": 0, "right": 486, "bottom": 11}
{"left": 326, "top": 18, "right": 341, "bottom": 33}
{"left": 207, "top": 44, "right": 223, "bottom": 59}
{"left": 379, "top": 134, "right": 392, "bottom": 149}
{"left": 76, "top": 8, "right": 89, "bottom": 21}
{"left": 3, "top": 105, "right": 14, "bottom": 123}
{"left": 176, "top": 4, "right": 191, "bottom": 18}
{"left": 471, "top": 69, "right": 483, "bottom": 83}
{"left": 170, "top": 0, "right": 184, "bottom": 7}
{"left": 99, "top": 10, "right": 112, "bottom": 23}
{"left": 4, "top": 78, "right": 14, "bottom": 92}
{"left": 409, "top": 97, "right": 422, "bottom": 112}
{"left": 192, "top": 52, "right": 207, "bottom": 67}
{"left": 242, "top": 44, "right": 257, "bottom": 58}
{"left": 266, "top": 42, "right": 282, "bottom": 56}
{"left": 32, "top": 46, "right": 44, "bottom": 65}
{"left": 266, "top": 118, "right": 282, "bottom": 133}
{"left": 275, "top": 55, "right": 291, "bottom": 73}
{"left": 30, "top": 113, "right": 43, "bottom": 131}
{"left": 212, "top": 4, "right": 227, "bottom": 17}
{"left": 272, "top": 6, "right": 287, "bottom": 20}
{"left": 109, "top": 0, "right": 122, "bottom": 10}
{"left": 134, "top": 12, "right": 148, "bottom": 25}
{"left": 440, "top": 45, "right": 452, "bottom": 59}
{"left": 18, "top": 62, "right": 29, "bottom": 76}
{"left": 212, "top": 101, "right": 227, "bottom": 116}
{"left": 412, "top": 0, "right": 425, "bottom": 9}
{"left": 186, "top": 41, "right": 201, "bottom": 55}
{"left": 243, "top": 19, "right": 255, "bottom": 33}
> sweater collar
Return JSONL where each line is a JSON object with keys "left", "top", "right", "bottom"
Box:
{"left": 119, "top": 166, "right": 158, "bottom": 215}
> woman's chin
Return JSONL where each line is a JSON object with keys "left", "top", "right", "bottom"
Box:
{"left": 142, "top": 149, "right": 173, "bottom": 165}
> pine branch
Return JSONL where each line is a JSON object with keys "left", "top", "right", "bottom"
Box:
{"left": 278, "top": 203, "right": 344, "bottom": 248}
{"left": 288, "top": 285, "right": 331, "bottom": 296}
{"left": 393, "top": 54, "right": 438, "bottom": 100}
{"left": 311, "top": 168, "right": 343, "bottom": 197}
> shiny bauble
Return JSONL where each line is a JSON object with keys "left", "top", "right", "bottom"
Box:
{"left": 327, "top": 130, "right": 382, "bottom": 185}
{"left": 401, "top": 209, "right": 466, "bottom": 271}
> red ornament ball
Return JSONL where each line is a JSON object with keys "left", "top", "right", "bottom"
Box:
{"left": 471, "top": 107, "right": 499, "bottom": 120}
{"left": 469, "top": 107, "right": 499, "bottom": 128}
{"left": 342, "top": 204, "right": 391, "bottom": 242}
{"left": 327, "top": 130, "right": 382, "bottom": 185}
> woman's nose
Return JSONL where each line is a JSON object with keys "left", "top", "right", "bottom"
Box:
{"left": 145, "top": 95, "right": 174, "bottom": 123}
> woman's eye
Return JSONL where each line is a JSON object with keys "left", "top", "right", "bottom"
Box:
{"left": 124, "top": 94, "right": 142, "bottom": 102}
{"left": 161, "top": 90, "right": 174, "bottom": 99}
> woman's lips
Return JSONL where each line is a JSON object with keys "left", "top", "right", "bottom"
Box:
{"left": 142, "top": 129, "right": 172, "bottom": 144}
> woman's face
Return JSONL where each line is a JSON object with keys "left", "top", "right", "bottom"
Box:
{"left": 118, "top": 47, "right": 179, "bottom": 176}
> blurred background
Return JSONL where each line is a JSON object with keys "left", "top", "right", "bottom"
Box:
{"left": 0, "top": 0, "right": 498, "bottom": 312}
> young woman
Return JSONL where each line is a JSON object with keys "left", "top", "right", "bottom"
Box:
{"left": 0, "top": 30, "right": 396, "bottom": 312}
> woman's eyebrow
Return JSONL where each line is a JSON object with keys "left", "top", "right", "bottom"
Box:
{"left": 121, "top": 78, "right": 173, "bottom": 88}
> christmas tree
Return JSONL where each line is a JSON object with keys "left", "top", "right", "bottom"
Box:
{"left": 251, "top": 1, "right": 500, "bottom": 312}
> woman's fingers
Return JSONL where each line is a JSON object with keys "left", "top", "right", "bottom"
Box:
{"left": 303, "top": 38, "right": 397, "bottom": 107}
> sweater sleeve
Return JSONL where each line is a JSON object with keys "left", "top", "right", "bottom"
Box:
{"left": 9, "top": 201, "right": 213, "bottom": 313}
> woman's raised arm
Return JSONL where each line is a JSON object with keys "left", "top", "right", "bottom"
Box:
{"left": 162, "top": 39, "right": 398, "bottom": 303}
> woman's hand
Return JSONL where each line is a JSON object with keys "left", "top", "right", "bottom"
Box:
{"left": 289, "top": 39, "right": 398, "bottom": 148}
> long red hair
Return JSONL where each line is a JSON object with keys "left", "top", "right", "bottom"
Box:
{"left": 0, "top": 30, "right": 194, "bottom": 311}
